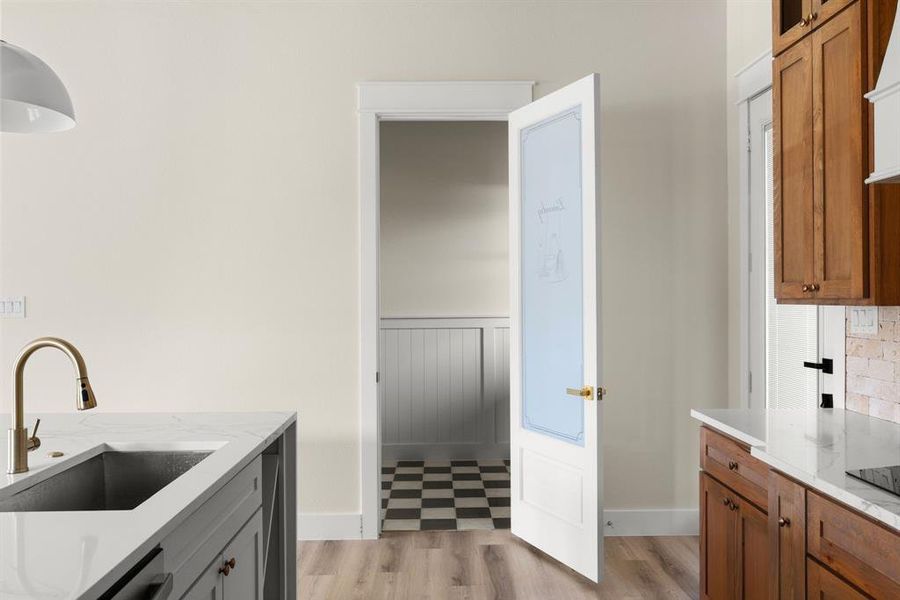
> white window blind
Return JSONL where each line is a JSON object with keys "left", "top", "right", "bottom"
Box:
{"left": 764, "top": 126, "right": 819, "bottom": 409}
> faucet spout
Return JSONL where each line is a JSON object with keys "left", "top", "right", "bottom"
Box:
{"left": 8, "top": 337, "right": 97, "bottom": 473}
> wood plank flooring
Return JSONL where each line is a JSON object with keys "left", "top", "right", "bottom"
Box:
{"left": 299, "top": 530, "right": 699, "bottom": 599}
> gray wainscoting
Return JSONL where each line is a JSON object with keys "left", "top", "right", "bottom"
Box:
{"left": 379, "top": 317, "right": 510, "bottom": 461}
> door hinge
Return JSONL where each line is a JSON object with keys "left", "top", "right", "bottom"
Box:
{"left": 747, "top": 131, "right": 752, "bottom": 153}
{"left": 375, "top": 371, "right": 380, "bottom": 383}
{"left": 748, "top": 371, "right": 753, "bottom": 393}
{"left": 748, "top": 252, "right": 752, "bottom": 273}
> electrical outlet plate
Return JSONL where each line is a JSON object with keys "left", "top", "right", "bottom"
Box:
{"left": 849, "top": 306, "right": 878, "bottom": 335}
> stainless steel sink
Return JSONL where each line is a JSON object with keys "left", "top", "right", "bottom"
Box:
{"left": 0, "top": 450, "right": 211, "bottom": 512}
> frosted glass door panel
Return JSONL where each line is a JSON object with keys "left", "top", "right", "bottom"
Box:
{"left": 520, "top": 107, "right": 584, "bottom": 446}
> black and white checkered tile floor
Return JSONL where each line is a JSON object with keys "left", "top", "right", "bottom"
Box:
{"left": 381, "top": 459, "right": 511, "bottom": 531}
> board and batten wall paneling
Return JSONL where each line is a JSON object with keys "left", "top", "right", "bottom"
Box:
{"left": 380, "top": 318, "right": 509, "bottom": 460}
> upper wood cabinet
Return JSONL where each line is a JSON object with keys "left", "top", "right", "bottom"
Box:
{"left": 773, "top": 0, "right": 900, "bottom": 304}
{"left": 774, "top": 0, "right": 858, "bottom": 55}
{"left": 774, "top": 37, "right": 815, "bottom": 300}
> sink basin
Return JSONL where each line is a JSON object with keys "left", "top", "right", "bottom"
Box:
{"left": 0, "top": 450, "right": 212, "bottom": 512}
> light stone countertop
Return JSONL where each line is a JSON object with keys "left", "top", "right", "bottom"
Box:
{"left": 691, "top": 408, "right": 900, "bottom": 531}
{"left": 0, "top": 411, "right": 295, "bottom": 600}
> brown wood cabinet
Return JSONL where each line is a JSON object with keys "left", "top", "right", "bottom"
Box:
{"left": 773, "top": 0, "right": 858, "bottom": 55}
{"left": 773, "top": 0, "right": 900, "bottom": 304}
{"left": 769, "top": 472, "right": 806, "bottom": 600}
{"left": 700, "top": 425, "right": 900, "bottom": 600}
{"left": 774, "top": 0, "right": 866, "bottom": 301}
{"left": 700, "top": 472, "right": 769, "bottom": 600}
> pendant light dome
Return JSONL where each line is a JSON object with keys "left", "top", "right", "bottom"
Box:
{"left": 1, "top": 40, "right": 75, "bottom": 133}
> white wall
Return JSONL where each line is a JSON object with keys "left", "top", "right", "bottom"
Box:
{"left": 0, "top": 1, "right": 727, "bottom": 523}
{"left": 380, "top": 122, "right": 508, "bottom": 318}
{"left": 726, "top": 0, "right": 773, "bottom": 407}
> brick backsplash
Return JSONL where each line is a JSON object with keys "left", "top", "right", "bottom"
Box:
{"left": 845, "top": 307, "right": 900, "bottom": 423}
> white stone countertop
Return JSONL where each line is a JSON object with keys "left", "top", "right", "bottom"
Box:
{"left": 0, "top": 411, "right": 295, "bottom": 600}
{"left": 691, "top": 408, "right": 900, "bottom": 531}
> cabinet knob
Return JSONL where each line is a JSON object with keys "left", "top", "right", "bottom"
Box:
{"left": 778, "top": 517, "right": 791, "bottom": 527}
{"left": 810, "top": 12, "right": 818, "bottom": 21}
{"left": 802, "top": 284, "right": 810, "bottom": 292}
{"left": 728, "top": 460, "right": 739, "bottom": 471}
{"left": 800, "top": 16, "right": 810, "bottom": 27}
{"left": 722, "top": 497, "right": 731, "bottom": 506}
{"left": 218, "top": 557, "right": 236, "bottom": 576}
{"left": 810, "top": 283, "right": 820, "bottom": 292}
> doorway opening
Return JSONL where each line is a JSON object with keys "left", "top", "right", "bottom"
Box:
{"left": 378, "top": 121, "right": 511, "bottom": 532}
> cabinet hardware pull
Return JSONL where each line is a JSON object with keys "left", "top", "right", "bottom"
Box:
{"left": 722, "top": 497, "right": 731, "bottom": 506}
{"left": 802, "top": 284, "right": 810, "bottom": 292}
{"left": 800, "top": 16, "right": 810, "bottom": 27}
{"left": 810, "top": 283, "right": 819, "bottom": 291}
{"left": 728, "top": 460, "right": 738, "bottom": 471}
{"left": 778, "top": 517, "right": 791, "bottom": 527}
{"left": 218, "top": 557, "right": 236, "bottom": 576}
{"left": 810, "top": 12, "right": 817, "bottom": 21}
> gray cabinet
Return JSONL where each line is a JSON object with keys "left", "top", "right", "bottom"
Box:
{"left": 182, "top": 509, "right": 263, "bottom": 600}
{"left": 222, "top": 509, "right": 264, "bottom": 599}
{"left": 181, "top": 560, "right": 222, "bottom": 600}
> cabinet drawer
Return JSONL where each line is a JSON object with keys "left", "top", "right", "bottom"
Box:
{"left": 807, "top": 491, "right": 900, "bottom": 598}
{"left": 700, "top": 427, "right": 768, "bottom": 509}
{"left": 807, "top": 558, "right": 869, "bottom": 600}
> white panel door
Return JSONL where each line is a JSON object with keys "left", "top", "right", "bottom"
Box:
{"left": 508, "top": 74, "right": 603, "bottom": 582}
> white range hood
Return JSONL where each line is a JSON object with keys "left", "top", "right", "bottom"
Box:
{"left": 867, "top": 11, "right": 900, "bottom": 183}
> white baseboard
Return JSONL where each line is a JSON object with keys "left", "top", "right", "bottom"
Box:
{"left": 603, "top": 509, "right": 699, "bottom": 537}
{"left": 299, "top": 509, "right": 697, "bottom": 540}
{"left": 299, "top": 513, "right": 363, "bottom": 540}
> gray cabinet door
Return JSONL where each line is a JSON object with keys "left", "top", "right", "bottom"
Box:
{"left": 222, "top": 509, "right": 264, "bottom": 600}
{"left": 181, "top": 558, "right": 223, "bottom": 600}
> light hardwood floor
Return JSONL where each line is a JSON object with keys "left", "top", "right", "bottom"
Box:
{"left": 299, "top": 530, "right": 699, "bottom": 599}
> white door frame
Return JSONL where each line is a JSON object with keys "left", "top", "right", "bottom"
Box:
{"left": 737, "top": 51, "right": 774, "bottom": 409}
{"left": 357, "top": 81, "right": 534, "bottom": 538}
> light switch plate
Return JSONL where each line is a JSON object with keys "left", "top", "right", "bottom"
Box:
{"left": 849, "top": 306, "right": 878, "bottom": 335}
{"left": 0, "top": 296, "right": 26, "bottom": 319}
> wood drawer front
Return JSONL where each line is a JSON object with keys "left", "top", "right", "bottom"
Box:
{"left": 164, "top": 456, "right": 263, "bottom": 598}
{"left": 807, "top": 492, "right": 900, "bottom": 598}
{"left": 807, "top": 558, "right": 869, "bottom": 600}
{"left": 700, "top": 427, "right": 768, "bottom": 509}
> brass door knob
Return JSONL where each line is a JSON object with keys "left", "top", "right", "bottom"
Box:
{"left": 219, "top": 557, "right": 236, "bottom": 576}
{"left": 778, "top": 517, "right": 791, "bottom": 527}
{"left": 566, "top": 386, "right": 594, "bottom": 400}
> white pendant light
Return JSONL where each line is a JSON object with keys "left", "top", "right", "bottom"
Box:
{"left": 0, "top": 40, "right": 75, "bottom": 133}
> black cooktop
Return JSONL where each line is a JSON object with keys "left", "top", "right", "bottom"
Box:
{"left": 846, "top": 465, "right": 900, "bottom": 497}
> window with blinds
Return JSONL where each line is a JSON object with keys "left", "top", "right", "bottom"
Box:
{"left": 764, "top": 126, "right": 819, "bottom": 409}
